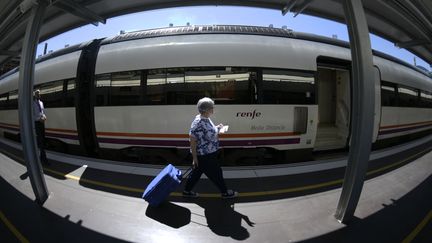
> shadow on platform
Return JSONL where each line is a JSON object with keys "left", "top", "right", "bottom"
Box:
{"left": 145, "top": 201, "right": 191, "bottom": 228}
{"left": 0, "top": 143, "right": 81, "bottom": 181}
{"left": 196, "top": 200, "right": 255, "bottom": 241}
{"left": 301, "top": 175, "right": 432, "bottom": 243}
{"left": 0, "top": 176, "right": 131, "bottom": 243}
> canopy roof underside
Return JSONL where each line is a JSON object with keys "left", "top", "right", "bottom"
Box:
{"left": 0, "top": 0, "right": 431, "bottom": 74}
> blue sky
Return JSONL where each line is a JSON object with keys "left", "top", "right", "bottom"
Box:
{"left": 37, "top": 6, "right": 431, "bottom": 71}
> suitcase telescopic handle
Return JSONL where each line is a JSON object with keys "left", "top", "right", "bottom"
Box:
{"left": 179, "top": 166, "right": 193, "bottom": 181}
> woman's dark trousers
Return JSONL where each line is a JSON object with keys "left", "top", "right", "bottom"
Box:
{"left": 184, "top": 151, "right": 227, "bottom": 193}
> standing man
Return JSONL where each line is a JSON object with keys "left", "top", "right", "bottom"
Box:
{"left": 33, "top": 89, "right": 49, "bottom": 165}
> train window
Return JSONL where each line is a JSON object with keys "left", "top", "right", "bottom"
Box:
{"left": 38, "top": 80, "right": 64, "bottom": 108}
{"left": 111, "top": 71, "right": 141, "bottom": 87}
{"left": 147, "top": 69, "right": 166, "bottom": 85}
{"left": 420, "top": 90, "right": 432, "bottom": 108}
{"left": 96, "top": 73, "right": 111, "bottom": 87}
{"left": 398, "top": 85, "right": 419, "bottom": 107}
{"left": 166, "top": 68, "right": 185, "bottom": 104}
{"left": 64, "top": 79, "right": 76, "bottom": 107}
{"left": 381, "top": 82, "right": 397, "bottom": 106}
{"left": 110, "top": 71, "right": 143, "bottom": 106}
{"left": 0, "top": 93, "right": 7, "bottom": 110}
{"left": 147, "top": 69, "right": 166, "bottom": 105}
{"left": 167, "top": 68, "right": 185, "bottom": 84}
{"left": 183, "top": 67, "right": 251, "bottom": 104}
{"left": 261, "top": 69, "right": 315, "bottom": 104}
{"left": 8, "top": 91, "right": 18, "bottom": 109}
{"left": 95, "top": 73, "right": 111, "bottom": 106}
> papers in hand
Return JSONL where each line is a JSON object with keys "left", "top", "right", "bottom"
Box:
{"left": 219, "top": 125, "right": 229, "bottom": 134}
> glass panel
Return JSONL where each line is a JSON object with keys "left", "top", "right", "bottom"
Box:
{"left": 263, "top": 71, "right": 314, "bottom": 84}
{"left": 420, "top": 90, "right": 432, "bottom": 108}
{"left": 166, "top": 68, "right": 185, "bottom": 84}
{"left": 110, "top": 71, "right": 143, "bottom": 106}
{"left": 111, "top": 71, "right": 140, "bottom": 87}
{"left": 147, "top": 69, "right": 166, "bottom": 104}
{"left": 65, "top": 79, "right": 75, "bottom": 107}
{"left": 166, "top": 68, "right": 185, "bottom": 104}
{"left": 262, "top": 69, "right": 315, "bottom": 104}
{"left": 398, "top": 85, "right": 419, "bottom": 107}
{"left": 8, "top": 91, "right": 18, "bottom": 109}
{"left": 398, "top": 87, "right": 417, "bottom": 96}
{"left": 9, "top": 91, "right": 18, "bottom": 100}
{"left": 39, "top": 81, "right": 63, "bottom": 95}
{"left": 0, "top": 93, "right": 7, "bottom": 110}
{"left": 95, "top": 73, "right": 111, "bottom": 87}
{"left": 420, "top": 91, "right": 432, "bottom": 99}
{"left": 147, "top": 69, "right": 166, "bottom": 85}
{"left": 38, "top": 80, "right": 65, "bottom": 108}
{"left": 183, "top": 67, "right": 251, "bottom": 104}
{"left": 381, "top": 82, "right": 397, "bottom": 106}
{"left": 67, "top": 79, "right": 76, "bottom": 90}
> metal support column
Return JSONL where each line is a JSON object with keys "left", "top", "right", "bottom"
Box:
{"left": 18, "top": 0, "right": 49, "bottom": 205}
{"left": 335, "top": 0, "right": 375, "bottom": 223}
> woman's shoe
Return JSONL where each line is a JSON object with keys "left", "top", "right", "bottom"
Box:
{"left": 182, "top": 191, "right": 199, "bottom": 198}
{"left": 222, "top": 189, "right": 238, "bottom": 199}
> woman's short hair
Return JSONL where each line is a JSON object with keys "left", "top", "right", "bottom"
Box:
{"left": 197, "top": 97, "right": 214, "bottom": 114}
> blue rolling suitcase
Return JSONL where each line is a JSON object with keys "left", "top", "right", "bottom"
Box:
{"left": 143, "top": 164, "right": 190, "bottom": 206}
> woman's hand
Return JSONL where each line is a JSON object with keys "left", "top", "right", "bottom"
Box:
{"left": 190, "top": 135, "right": 199, "bottom": 168}
{"left": 216, "top": 123, "right": 224, "bottom": 132}
{"left": 192, "top": 159, "right": 199, "bottom": 168}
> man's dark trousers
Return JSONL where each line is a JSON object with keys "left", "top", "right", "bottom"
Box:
{"left": 35, "top": 121, "right": 47, "bottom": 163}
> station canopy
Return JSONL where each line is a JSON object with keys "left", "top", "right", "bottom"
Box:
{"left": 0, "top": 0, "right": 431, "bottom": 75}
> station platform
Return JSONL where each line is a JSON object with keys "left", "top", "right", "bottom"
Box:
{"left": 0, "top": 136, "right": 431, "bottom": 243}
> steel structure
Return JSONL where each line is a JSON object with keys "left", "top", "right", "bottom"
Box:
{"left": 0, "top": 0, "right": 430, "bottom": 223}
{"left": 0, "top": 0, "right": 431, "bottom": 73}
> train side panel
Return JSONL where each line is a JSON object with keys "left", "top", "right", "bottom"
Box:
{"left": 379, "top": 107, "right": 432, "bottom": 140}
{"left": 44, "top": 107, "right": 79, "bottom": 145}
{"left": 94, "top": 105, "right": 318, "bottom": 150}
{"left": 0, "top": 110, "right": 19, "bottom": 137}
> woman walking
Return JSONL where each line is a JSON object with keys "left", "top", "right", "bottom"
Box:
{"left": 183, "top": 97, "right": 238, "bottom": 199}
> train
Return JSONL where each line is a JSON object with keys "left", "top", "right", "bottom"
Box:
{"left": 0, "top": 25, "right": 431, "bottom": 165}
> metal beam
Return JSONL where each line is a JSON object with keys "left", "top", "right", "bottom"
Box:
{"left": 18, "top": 0, "right": 49, "bottom": 205}
{"left": 0, "top": 8, "right": 22, "bottom": 42}
{"left": 395, "top": 39, "right": 431, "bottom": 49}
{"left": 282, "top": 0, "right": 297, "bottom": 16}
{"left": 52, "top": 0, "right": 106, "bottom": 26}
{"left": 0, "top": 50, "right": 21, "bottom": 57}
{"left": 293, "top": 0, "right": 315, "bottom": 17}
{"left": 335, "top": 0, "right": 375, "bottom": 223}
{"left": 380, "top": 0, "right": 432, "bottom": 43}
{"left": 0, "top": 1, "right": 21, "bottom": 24}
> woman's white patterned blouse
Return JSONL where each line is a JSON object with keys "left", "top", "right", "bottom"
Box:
{"left": 189, "top": 115, "right": 219, "bottom": 155}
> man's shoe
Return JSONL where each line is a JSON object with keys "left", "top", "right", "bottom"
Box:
{"left": 222, "top": 189, "right": 238, "bottom": 199}
{"left": 182, "top": 191, "right": 199, "bottom": 198}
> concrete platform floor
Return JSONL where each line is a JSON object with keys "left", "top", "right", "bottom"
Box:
{"left": 0, "top": 145, "right": 431, "bottom": 242}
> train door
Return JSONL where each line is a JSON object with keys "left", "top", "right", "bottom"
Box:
{"left": 314, "top": 67, "right": 351, "bottom": 151}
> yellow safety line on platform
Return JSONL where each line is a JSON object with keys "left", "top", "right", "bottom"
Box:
{"left": 0, "top": 210, "right": 29, "bottom": 243}
{"left": 0, "top": 146, "right": 430, "bottom": 198}
{"left": 366, "top": 151, "right": 419, "bottom": 176}
{"left": 44, "top": 167, "right": 143, "bottom": 193}
{"left": 402, "top": 209, "right": 432, "bottom": 243}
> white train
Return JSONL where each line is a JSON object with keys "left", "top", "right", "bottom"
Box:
{"left": 0, "top": 25, "right": 431, "bottom": 165}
